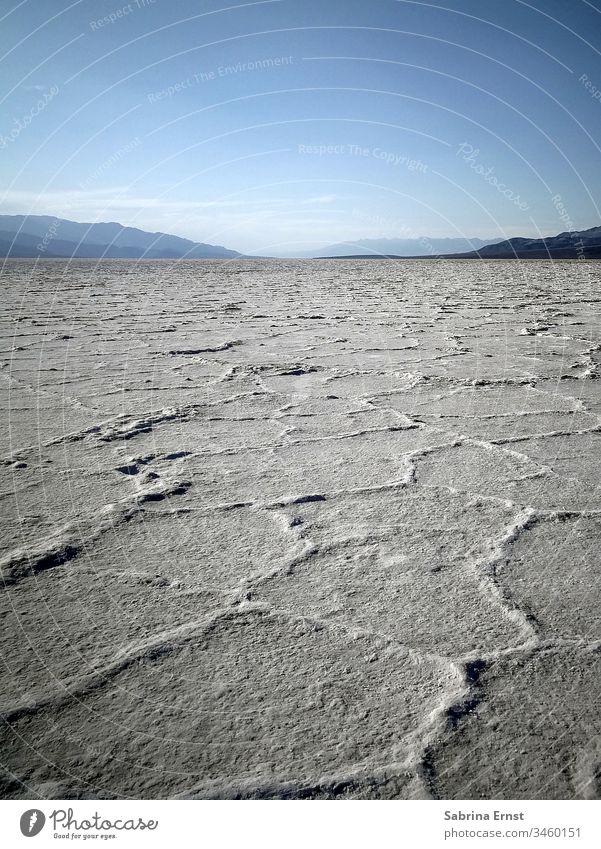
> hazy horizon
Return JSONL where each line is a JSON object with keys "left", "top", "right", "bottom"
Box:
{"left": 3, "top": 209, "right": 600, "bottom": 259}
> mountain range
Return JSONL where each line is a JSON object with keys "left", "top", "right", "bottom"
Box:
{"left": 0, "top": 215, "right": 240, "bottom": 259}
{"left": 306, "top": 236, "right": 502, "bottom": 257}
{"left": 1, "top": 215, "right": 600, "bottom": 260}
{"left": 449, "top": 226, "right": 601, "bottom": 259}
{"left": 314, "top": 227, "right": 601, "bottom": 259}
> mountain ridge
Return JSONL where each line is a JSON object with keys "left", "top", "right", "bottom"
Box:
{"left": 447, "top": 226, "right": 601, "bottom": 259}
{"left": 305, "top": 235, "right": 502, "bottom": 258}
{"left": 0, "top": 215, "right": 241, "bottom": 259}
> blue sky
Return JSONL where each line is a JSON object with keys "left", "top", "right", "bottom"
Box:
{"left": 1, "top": 0, "right": 601, "bottom": 254}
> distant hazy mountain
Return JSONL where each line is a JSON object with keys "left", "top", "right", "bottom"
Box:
{"left": 450, "top": 226, "right": 601, "bottom": 259}
{"left": 0, "top": 215, "right": 241, "bottom": 259}
{"left": 310, "top": 236, "right": 502, "bottom": 258}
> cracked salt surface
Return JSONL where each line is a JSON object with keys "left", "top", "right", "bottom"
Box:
{"left": 1, "top": 259, "right": 600, "bottom": 799}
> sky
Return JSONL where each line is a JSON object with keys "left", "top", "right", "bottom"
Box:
{"left": 1, "top": 0, "right": 601, "bottom": 255}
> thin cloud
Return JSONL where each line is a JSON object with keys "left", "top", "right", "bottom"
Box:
{"left": 300, "top": 194, "right": 338, "bottom": 204}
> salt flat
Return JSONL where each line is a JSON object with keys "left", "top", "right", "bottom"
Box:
{"left": 1, "top": 258, "right": 600, "bottom": 800}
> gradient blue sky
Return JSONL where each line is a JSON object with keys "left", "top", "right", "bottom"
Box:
{"left": 1, "top": 0, "right": 601, "bottom": 254}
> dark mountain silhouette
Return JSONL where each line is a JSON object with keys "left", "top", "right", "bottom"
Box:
{"left": 447, "top": 226, "right": 601, "bottom": 259}
{"left": 0, "top": 215, "right": 241, "bottom": 259}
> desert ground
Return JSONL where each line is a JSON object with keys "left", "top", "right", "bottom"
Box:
{"left": 1, "top": 258, "right": 600, "bottom": 799}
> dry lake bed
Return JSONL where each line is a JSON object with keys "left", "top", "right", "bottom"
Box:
{"left": 1, "top": 258, "right": 600, "bottom": 800}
